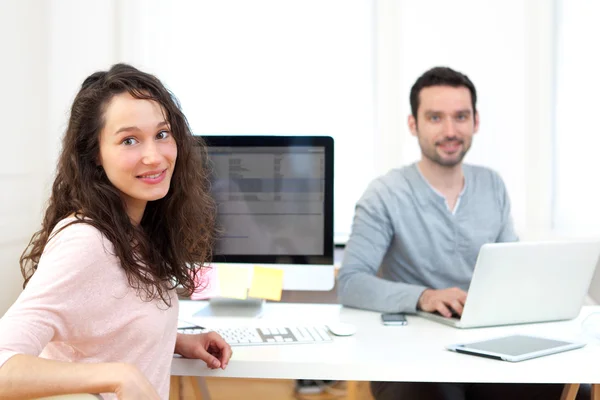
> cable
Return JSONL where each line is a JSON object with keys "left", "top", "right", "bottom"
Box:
{"left": 580, "top": 311, "right": 600, "bottom": 341}
{"left": 293, "top": 380, "right": 348, "bottom": 399}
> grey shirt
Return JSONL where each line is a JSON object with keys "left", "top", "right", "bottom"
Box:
{"left": 337, "top": 163, "right": 518, "bottom": 313}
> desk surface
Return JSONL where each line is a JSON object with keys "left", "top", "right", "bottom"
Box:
{"left": 172, "top": 300, "right": 600, "bottom": 383}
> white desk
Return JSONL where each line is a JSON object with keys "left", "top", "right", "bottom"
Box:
{"left": 173, "top": 300, "right": 600, "bottom": 384}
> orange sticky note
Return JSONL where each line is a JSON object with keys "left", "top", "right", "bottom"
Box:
{"left": 248, "top": 266, "right": 284, "bottom": 301}
{"left": 217, "top": 265, "right": 249, "bottom": 300}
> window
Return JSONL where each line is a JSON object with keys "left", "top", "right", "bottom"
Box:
{"left": 554, "top": 0, "right": 600, "bottom": 237}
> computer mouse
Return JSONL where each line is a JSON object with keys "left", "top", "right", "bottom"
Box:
{"left": 327, "top": 322, "right": 357, "bottom": 336}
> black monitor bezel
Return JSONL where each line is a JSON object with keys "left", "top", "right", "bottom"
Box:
{"left": 194, "top": 135, "right": 334, "bottom": 265}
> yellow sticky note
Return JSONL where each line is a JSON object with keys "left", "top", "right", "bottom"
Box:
{"left": 217, "top": 265, "right": 249, "bottom": 300}
{"left": 248, "top": 266, "right": 284, "bottom": 301}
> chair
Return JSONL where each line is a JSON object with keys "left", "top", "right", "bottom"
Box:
{"left": 34, "top": 395, "right": 101, "bottom": 400}
{"left": 561, "top": 261, "right": 600, "bottom": 400}
{"left": 561, "top": 384, "right": 600, "bottom": 400}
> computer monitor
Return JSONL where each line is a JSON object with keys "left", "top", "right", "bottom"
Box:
{"left": 192, "top": 135, "right": 335, "bottom": 316}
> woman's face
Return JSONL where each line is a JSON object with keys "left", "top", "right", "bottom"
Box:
{"left": 98, "top": 92, "right": 177, "bottom": 223}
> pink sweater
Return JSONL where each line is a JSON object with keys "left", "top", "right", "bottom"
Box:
{"left": 0, "top": 218, "right": 178, "bottom": 399}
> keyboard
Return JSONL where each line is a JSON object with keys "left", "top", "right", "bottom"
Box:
{"left": 178, "top": 325, "right": 333, "bottom": 346}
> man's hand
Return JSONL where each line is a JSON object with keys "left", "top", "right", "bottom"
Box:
{"left": 175, "top": 331, "right": 233, "bottom": 370}
{"left": 417, "top": 287, "right": 467, "bottom": 318}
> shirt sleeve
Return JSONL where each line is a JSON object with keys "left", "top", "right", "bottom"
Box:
{"left": 337, "top": 180, "right": 427, "bottom": 313}
{"left": 0, "top": 221, "right": 119, "bottom": 368}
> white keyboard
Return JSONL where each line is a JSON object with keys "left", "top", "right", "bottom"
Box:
{"left": 178, "top": 325, "right": 333, "bottom": 346}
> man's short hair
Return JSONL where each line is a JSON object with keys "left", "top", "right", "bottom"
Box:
{"left": 409, "top": 67, "right": 477, "bottom": 119}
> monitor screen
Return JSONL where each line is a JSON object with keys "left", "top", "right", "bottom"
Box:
{"left": 197, "top": 136, "right": 334, "bottom": 266}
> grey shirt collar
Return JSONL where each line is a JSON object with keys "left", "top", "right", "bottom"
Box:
{"left": 412, "top": 163, "right": 467, "bottom": 214}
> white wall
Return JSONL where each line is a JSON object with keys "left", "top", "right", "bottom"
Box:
{"left": 47, "top": 0, "right": 119, "bottom": 173}
{"left": 0, "top": 0, "right": 119, "bottom": 315}
{"left": 0, "top": 1, "right": 49, "bottom": 315}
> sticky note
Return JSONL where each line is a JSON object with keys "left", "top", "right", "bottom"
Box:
{"left": 217, "top": 264, "right": 249, "bottom": 300}
{"left": 191, "top": 265, "right": 220, "bottom": 300}
{"left": 248, "top": 266, "right": 284, "bottom": 301}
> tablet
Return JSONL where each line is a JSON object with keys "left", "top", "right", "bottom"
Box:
{"left": 446, "top": 334, "right": 586, "bottom": 362}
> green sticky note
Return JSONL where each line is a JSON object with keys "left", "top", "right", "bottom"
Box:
{"left": 248, "top": 266, "right": 284, "bottom": 301}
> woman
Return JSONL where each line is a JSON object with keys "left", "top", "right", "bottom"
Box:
{"left": 0, "top": 64, "right": 231, "bottom": 399}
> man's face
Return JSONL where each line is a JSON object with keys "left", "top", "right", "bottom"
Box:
{"left": 408, "top": 85, "right": 479, "bottom": 167}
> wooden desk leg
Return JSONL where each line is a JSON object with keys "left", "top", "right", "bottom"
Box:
{"left": 194, "top": 377, "right": 212, "bottom": 400}
{"left": 561, "top": 384, "right": 580, "bottom": 400}
{"left": 346, "top": 381, "right": 359, "bottom": 400}
{"left": 592, "top": 384, "right": 600, "bottom": 400}
{"left": 182, "top": 376, "right": 212, "bottom": 400}
{"left": 169, "top": 376, "right": 181, "bottom": 400}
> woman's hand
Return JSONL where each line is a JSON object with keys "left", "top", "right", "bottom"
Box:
{"left": 175, "top": 331, "right": 233, "bottom": 369}
{"left": 113, "top": 363, "right": 160, "bottom": 400}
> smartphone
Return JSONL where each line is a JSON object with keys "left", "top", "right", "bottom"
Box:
{"left": 381, "top": 312, "right": 408, "bottom": 326}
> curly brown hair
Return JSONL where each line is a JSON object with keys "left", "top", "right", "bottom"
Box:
{"left": 20, "top": 63, "right": 216, "bottom": 305}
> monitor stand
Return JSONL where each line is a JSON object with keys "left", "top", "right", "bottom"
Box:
{"left": 192, "top": 297, "right": 265, "bottom": 318}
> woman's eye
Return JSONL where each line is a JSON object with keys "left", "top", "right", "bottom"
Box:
{"left": 122, "top": 137, "right": 138, "bottom": 146}
{"left": 157, "top": 130, "right": 170, "bottom": 140}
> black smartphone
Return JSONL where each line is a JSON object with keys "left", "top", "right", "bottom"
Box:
{"left": 381, "top": 313, "right": 408, "bottom": 326}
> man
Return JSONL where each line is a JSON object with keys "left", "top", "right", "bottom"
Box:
{"left": 337, "top": 67, "right": 585, "bottom": 400}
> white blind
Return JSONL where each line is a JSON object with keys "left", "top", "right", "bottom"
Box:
{"left": 391, "top": 0, "right": 529, "bottom": 236}
{"left": 554, "top": 0, "right": 600, "bottom": 237}
{"left": 118, "top": 0, "right": 554, "bottom": 243}
{"left": 118, "top": 0, "right": 375, "bottom": 244}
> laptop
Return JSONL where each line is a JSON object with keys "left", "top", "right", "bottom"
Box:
{"left": 417, "top": 240, "right": 600, "bottom": 328}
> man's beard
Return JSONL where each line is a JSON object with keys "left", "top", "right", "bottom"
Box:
{"left": 420, "top": 137, "right": 470, "bottom": 167}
